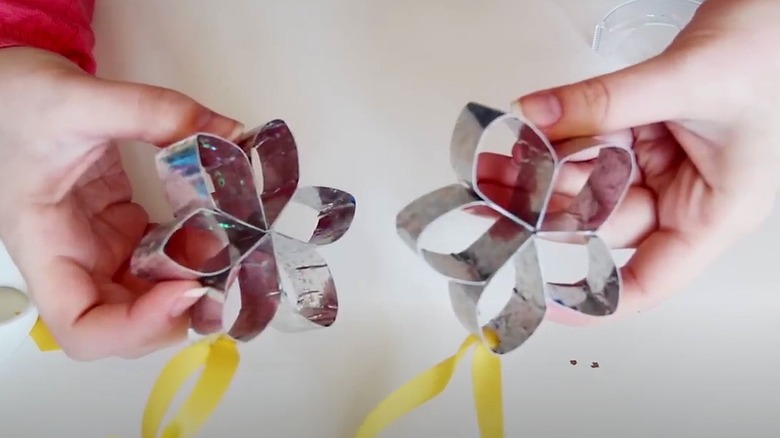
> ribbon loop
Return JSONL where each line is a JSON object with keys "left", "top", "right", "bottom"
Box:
{"left": 30, "top": 319, "right": 241, "bottom": 438}
{"left": 144, "top": 335, "right": 240, "bottom": 438}
{"left": 355, "top": 332, "right": 503, "bottom": 438}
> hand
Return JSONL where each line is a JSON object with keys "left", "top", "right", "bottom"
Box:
{"left": 0, "top": 47, "right": 243, "bottom": 360}
{"left": 506, "top": 0, "right": 780, "bottom": 324}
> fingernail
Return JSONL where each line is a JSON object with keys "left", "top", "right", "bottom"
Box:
{"left": 226, "top": 123, "right": 245, "bottom": 141}
{"left": 204, "top": 287, "right": 226, "bottom": 303}
{"left": 169, "top": 287, "right": 212, "bottom": 318}
{"left": 509, "top": 100, "right": 522, "bottom": 115}
{"left": 515, "top": 93, "right": 562, "bottom": 127}
{"left": 197, "top": 111, "right": 244, "bottom": 140}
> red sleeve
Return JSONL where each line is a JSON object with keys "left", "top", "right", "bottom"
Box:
{"left": 0, "top": 0, "right": 96, "bottom": 74}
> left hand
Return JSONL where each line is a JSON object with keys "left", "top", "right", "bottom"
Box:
{"left": 0, "top": 47, "right": 243, "bottom": 360}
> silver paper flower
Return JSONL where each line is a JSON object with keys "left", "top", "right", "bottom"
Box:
{"left": 396, "top": 102, "right": 635, "bottom": 354}
{"left": 130, "top": 120, "right": 356, "bottom": 342}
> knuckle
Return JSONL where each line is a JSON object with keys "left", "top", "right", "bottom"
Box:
{"left": 578, "top": 78, "right": 612, "bottom": 128}
{"left": 135, "top": 86, "right": 203, "bottom": 139}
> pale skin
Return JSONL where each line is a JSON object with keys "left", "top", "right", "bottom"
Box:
{"left": 508, "top": 0, "right": 780, "bottom": 325}
{"left": 0, "top": 0, "right": 777, "bottom": 360}
{"left": 0, "top": 48, "right": 243, "bottom": 360}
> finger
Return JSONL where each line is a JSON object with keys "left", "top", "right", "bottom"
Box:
{"left": 115, "top": 222, "right": 228, "bottom": 294}
{"left": 595, "top": 188, "right": 656, "bottom": 249}
{"left": 476, "top": 152, "right": 523, "bottom": 189}
{"left": 539, "top": 187, "right": 656, "bottom": 248}
{"left": 32, "top": 257, "right": 210, "bottom": 361}
{"left": 511, "top": 52, "right": 698, "bottom": 141}
{"left": 163, "top": 225, "right": 231, "bottom": 271}
{"left": 472, "top": 159, "right": 645, "bottom": 235}
{"left": 463, "top": 205, "right": 503, "bottom": 220}
{"left": 552, "top": 130, "right": 634, "bottom": 161}
{"left": 557, "top": 159, "right": 643, "bottom": 196}
{"left": 477, "top": 144, "right": 641, "bottom": 197}
{"left": 65, "top": 77, "right": 244, "bottom": 146}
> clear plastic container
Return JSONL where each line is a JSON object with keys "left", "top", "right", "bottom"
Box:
{"left": 592, "top": 0, "right": 702, "bottom": 65}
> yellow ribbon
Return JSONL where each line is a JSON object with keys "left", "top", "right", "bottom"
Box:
{"left": 29, "top": 319, "right": 504, "bottom": 437}
{"left": 28, "top": 318, "right": 240, "bottom": 438}
{"left": 355, "top": 330, "right": 503, "bottom": 438}
{"left": 30, "top": 317, "right": 59, "bottom": 351}
{"left": 143, "top": 335, "right": 240, "bottom": 438}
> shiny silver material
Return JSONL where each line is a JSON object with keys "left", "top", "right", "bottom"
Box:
{"left": 130, "top": 120, "right": 356, "bottom": 343}
{"left": 396, "top": 102, "right": 635, "bottom": 354}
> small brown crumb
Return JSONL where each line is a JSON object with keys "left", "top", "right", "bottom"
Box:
{"left": 590, "top": 362, "right": 600, "bottom": 368}
{"left": 14, "top": 311, "right": 20, "bottom": 316}
{"left": 569, "top": 360, "right": 577, "bottom": 366}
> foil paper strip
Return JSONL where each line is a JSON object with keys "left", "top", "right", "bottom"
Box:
{"left": 130, "top": 120, "right": 356, "bottom": 343}
{"left": 396, "top": 102, "right": 635, "bottom": 354}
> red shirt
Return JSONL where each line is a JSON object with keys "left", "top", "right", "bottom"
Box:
{"left": 0, "top": 0, "right": 96, "bottom": 74}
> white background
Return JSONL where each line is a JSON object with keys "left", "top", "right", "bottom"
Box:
{"left": 1, "top": 1, "right": 780, "bottom": 437}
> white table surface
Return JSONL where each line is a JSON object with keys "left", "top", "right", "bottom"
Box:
{"left": 2, "top": 1, "right": 780, "bottom": 437}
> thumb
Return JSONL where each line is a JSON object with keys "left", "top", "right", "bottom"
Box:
{"left": 39, "top": 276, "right": 212, "bottom": 361}
{"left": 109, "top": 281, "right": 216, "bottom": 359}
{"left": 512, "top": 53, "right": 699, "bottom": 140}
{"left": 66, "top": 76, "right": 244, "bottom": 146}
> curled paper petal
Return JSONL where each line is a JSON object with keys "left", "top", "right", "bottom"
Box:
{"left": 158, "top": 133, "right": 263, "bottom": 226}
{"left": 449, "top": 238, "right": 546, "bottom": 354}
{"left": 539, "top": 146, "right": 634, "bottom": 232}
{"left": 422, "top": 216, "right": 533, "bottom": 284}
{"left": 396, "top": 184, "right": 481, "bottom": 252}
{"left": 188, "top": 235, "right": 282, "bottom": 341}
{"left": 131, "top": 208, "right": 264, "bottom": 281}
{"left": 451, "top": 102, "right": 557, "bottom": 228}
{"left": 270, "top": 233, "right": 339, "bottom": 332}
{"left": 292, "top": 186, "right": 357, "bottom": 245}
{"left": 546, "top": 235, "right": 621, "bottom": 316}
{"left": 236, "top": 120, "right": 299, "bottom": 228}
{"left": 397, "top": 183, "right": 535, "bottom": 284}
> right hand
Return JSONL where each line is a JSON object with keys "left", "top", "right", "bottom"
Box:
{"left": 500, "top": 0, "right": 780, "bottom": 324}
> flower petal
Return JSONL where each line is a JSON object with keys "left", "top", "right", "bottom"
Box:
{"left": 539, "top": 145, "right": 635, "bottom": 232}
{"left": 269, "top": 233, "right": 339, "bottom": 332}
{"left": 291, "top": 186, "right": 356, "bottom": 245}
{"left": 223, "top": 235, "right": 281, "bottom": 342}
{"left": 157, "top": 132, "right": 264, "bottom": 227}
{"left": 398, "top": 184, "right": 520, "bottom": 282}
{"left": 451, "top": 102, "right": 556, "bottom": 229}
{"left": 130, "top": 208, "right": 263, "bottom": 280}
{"left": 546, "top": 235, "right": 621, "bottom": 316}
{"left": 421, "top": 216, "right": 532, "bottom": 283}
{"left": 236, "top": 120, "right": 300, "bottom": 229}
{"left": 449, "top": 238, "right": 546, "bottom": 354}
{"left": 396, "top": 184, "right": 481, "bottom": 252}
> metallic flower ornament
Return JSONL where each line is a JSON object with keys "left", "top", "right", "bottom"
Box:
{"left": 130, "top": 120, "right": 356, "bottom": 343}
{"left": 396, "top": 102, "right": 635, "bottom": 354}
